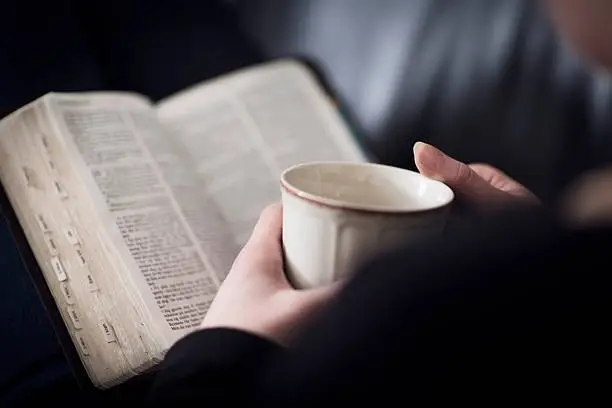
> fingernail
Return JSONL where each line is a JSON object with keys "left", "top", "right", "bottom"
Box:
{"left": 413, "top": 141, "right": 427, "bottom": 156}
{"left": 414, "top": 141, "right": 444, "bottom": 173}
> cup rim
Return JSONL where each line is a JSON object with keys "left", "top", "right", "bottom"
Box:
{"left": 280, "top": 161, "right": 454, "bottom": 214}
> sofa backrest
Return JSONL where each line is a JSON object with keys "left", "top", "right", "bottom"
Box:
{"left": 236, "top": 0, "right": 612, "bottom": 201}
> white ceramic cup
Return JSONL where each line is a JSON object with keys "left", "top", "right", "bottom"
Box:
{"left": 280, "top": 162, "right": 454, "bottom": 289}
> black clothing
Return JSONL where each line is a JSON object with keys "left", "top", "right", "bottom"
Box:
{"left": 149, "top": 208, "right": 611, "bottom": 405}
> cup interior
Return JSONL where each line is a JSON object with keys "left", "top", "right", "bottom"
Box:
{"left": 281, "top": 162, "right": 454, "bottom": 213}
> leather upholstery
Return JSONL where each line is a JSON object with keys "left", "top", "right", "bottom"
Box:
{"left": 235, "top": 0, "right": 612, "bottom": 202}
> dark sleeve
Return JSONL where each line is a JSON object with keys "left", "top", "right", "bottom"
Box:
{"left": 249, "top": 208, "right": 612, "bottom": 405}
{"left": 147, "top": 328, "right": 283, "bottom": 404}
{"left": 148, "top": 209, "right": 611, "bottom": 405}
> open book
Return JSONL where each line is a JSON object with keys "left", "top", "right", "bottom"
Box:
{"left": 0, "top": 60, "right": 366, "bottom": 389}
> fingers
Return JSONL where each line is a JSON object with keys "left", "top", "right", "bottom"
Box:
{"left": 413, "top": 142, "right": 521, "bottom": 206}
{"left": 470, "top": 163, "right": 539, "bottom": 203}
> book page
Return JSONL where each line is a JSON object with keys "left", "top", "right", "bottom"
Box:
{"left": 156, "top": 59, "right": 367, "bottom": 245}
{"left": 43, "top": 93, "right": 238, "bottom": 342}
{"left": 0, "top": 93, "right": 167, "bottom": 388}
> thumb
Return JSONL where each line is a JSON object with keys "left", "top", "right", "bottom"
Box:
{"left": 233, "top": 203, "right": 285, "bottom": 280}
{"left": 248, "top": 203, "right": 283, "bottom": 249}
{"left": 414, "top": 142, "right": 513, "bottom": 206}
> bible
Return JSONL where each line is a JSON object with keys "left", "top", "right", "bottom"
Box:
{"left": 0, "top": 59, "right": 367, "bottom": 389}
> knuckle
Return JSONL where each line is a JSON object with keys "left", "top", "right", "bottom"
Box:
{"left": 469, "top": 163, "right": 495, "bottom": 172}
{"left": 455, "top": 162, "right": 474, "bottom": 184}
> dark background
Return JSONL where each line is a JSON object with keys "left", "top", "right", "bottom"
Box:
{"left": 1, "top": 0, "right": 611, "bottom": 401}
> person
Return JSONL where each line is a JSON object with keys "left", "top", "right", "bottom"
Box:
{"left": 4, "top": 0, "right": 611, "bottom": 405}
{"left": 143, "top": 1, "right": 612, "bottom": 404}
{"left": 142, "top": 143, "right": 611, "bottom": 405}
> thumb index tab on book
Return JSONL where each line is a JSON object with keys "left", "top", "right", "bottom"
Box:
{"left": 60, "top": 282, "right": 75, "bottom": 305}
{"left": 64, "top": 225, "right": 80, "bottom": 246}
{"left": 51, "top": 256, "right": 68, "bottom": 281}
{"left": 75, "top": 247, "right": 87, "bottom": 266}
{"left": 67, "top": 305, "right": 83, "bottom": 329}
{"left": 86, "top": 273, "right": 99, "bottom": 292}
{"left": 76, "top": 333, "right": 90, "bottom": 356}
{"left": 36, "top": 213, "right": 50, "bottom": 233}
{"left": 21, "top": 166, "right": 41, "bottom": 189}
{"left": 43, "top": 234, "right": 59, "bottom": 256}
{"left": 99, "top": 320, "right": 117, "bottom": 343}
{"left": 53, "top": 180, "right": 69, "bottom": 199}
{"left": 40, "top": 131, "right": 57, "bottom": 173}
